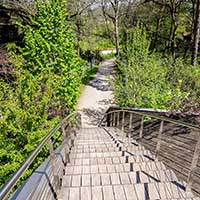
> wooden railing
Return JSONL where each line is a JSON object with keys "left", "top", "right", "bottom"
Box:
{"left": 99, "top": 107, "right": 200, "bottom": 192}
{"left": 0, "top": 112, "right": 81, "bottom": 200}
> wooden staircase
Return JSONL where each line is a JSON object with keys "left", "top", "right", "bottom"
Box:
{"left": 59, "top": 127, "right": 197, "bottom": 200}
{"left": 1, "top": 109, "right": 200, "bottom": 200}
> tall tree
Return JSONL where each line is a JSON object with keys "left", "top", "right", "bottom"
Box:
{"left": 68, "top": 0, "right": 96, "bottom": 55}
{"left": 192, "top": 0, "right": 200, "bottom": 65}
{"left": 101, "top": 0, "right": 124, "bottom": 55}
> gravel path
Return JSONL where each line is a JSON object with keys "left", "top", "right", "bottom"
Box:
{"left": 77, "top": 59, "right": 115, "bottom": 127}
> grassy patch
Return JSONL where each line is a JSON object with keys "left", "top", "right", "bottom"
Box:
{"left": 82, "top": 66, "right": 98, "bottom": 85}
{"left": 101, "top": 52, "right": 116, "bottom": 60}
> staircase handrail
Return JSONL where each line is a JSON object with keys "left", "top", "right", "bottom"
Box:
{"left": 0, "top": 111, "right": 79, "bottom": 200}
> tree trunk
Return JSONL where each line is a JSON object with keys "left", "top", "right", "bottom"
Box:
{"left": 192, "top": 0, "right": 200, "bottom": 66}
{"left": 76, "top": 16, "right": 81, "bottom": 56}
{"left": 169, "top": 2, "right": 178, "bottom": 60}
{"left": 150, "top": 17, "right": 161, "bottom": 51}
{"left": 115, "top": 16, "right": 120, "bottom": 56}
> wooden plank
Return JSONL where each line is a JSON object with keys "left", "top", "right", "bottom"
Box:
{"left": 113, "top": 185, "right": 126, "bottom": 200}
{"left": 133, "top": 163, "right": 140, "bottom": 171}
{"left": 167, "top": 182, "right": 182, "bottom": 199}
{"left": 115, "top": 164, "right": 124, "bottom": 172}
{"left": 75, "top": 159, "right": 82, "bottom": 165}
{"left": 82, "top": 174, "right": 91, "bottom": 186}
{"left": 82, "top": 158, "right": 90, "bottom": 165}
{"left": 102, "top": 186, "right": 114, "bottom": 200}
{"left": 134, "top": 184, "right": 145, "bottom": 200}
{"left": 81, "top": 187, "right": 91, "bottom": 200}
{"left": 107, "top": 165, "right": 116, "bottom": 173}
{"left": 139, "top": 171, "right": 149, "bottom": 183}
{"left": 99, "top": 165, "right": 107, "bottom": 173}
{"left": 110, "top": 173, "right": 120, "bottom": 185}
{"left": 74, "top": 166, "right": 82, "bottom": 174}
{"left": 120, "top": 173, "right": 130, "bottom": 185}
{"left": 91, "top": 158, "right": 98, "bottom": 165}
{"left": 71, "top": 175, "right": 81, "bottom": 187}
{"left": 123, "top": 184, "right": 138, "bottom": 200}
{"left": 101, "top": 173, "right": 110, "bottom": 185}
{"left": 129, "top": 172, "right": 136, "bottom": 184}
{"left": 91, "top": 165, "right": 99, "bottom": 174}
{"left": 113, "top": 157, "right": 120, "bottom": 164}
{"left": 62, "top": 175, "right": 72, "bottom": 187}
{"left": 92, "top": 174, "right": 101, "bottom": 186}
{"left": 66, "top": 166, "right": 74, "bottom": 175}
{"left": 92, "top": 186, "right": 103, "bottom": 200}
{"left": 82, "top": 166, "right": 90, "bottom": 174}
{"left": 148, "top": 183, "right": 161, "bottom": 199}
{"left": 69, "top": 187, "right": 80, "bottom": 200}
{"left": 155, "top": 182, "right": 168, "bottom": 199}
{"left": 98, "top": 158, "right": 105, "bottom": 164}
{"left": 61, "top": 187, "right": 69, "bottom": 200}
{"left": 123, "top": 164, "right": 130, "bottom": 172}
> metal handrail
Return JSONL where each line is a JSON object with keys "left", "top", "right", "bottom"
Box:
{"left": 99, "top": 108, "right": 200, "bottom": 131}
{"left": 99, "top": 107, "right": 200, "bottom": 192}
{"left": 0, "top": 112, "right": 76, "bottom": 200}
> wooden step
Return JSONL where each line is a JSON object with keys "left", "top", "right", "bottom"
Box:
{"left": 59, "top": 127, "right": 197, "bottom": 199}
{"left": 62, "top": 169, "right": 179, "bottom": 187}
{"left": 60, "top": 182, "right": 194, "bottom": 200}
{"left": 65, "top": 161, "right": 166, "bottom": 175}
{"left": 68, "top": 155, "right": 157, "bottom": 166}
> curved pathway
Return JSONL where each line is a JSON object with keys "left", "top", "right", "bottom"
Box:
{"left": 77, "top": 59, "right": 115, "bottom": 127}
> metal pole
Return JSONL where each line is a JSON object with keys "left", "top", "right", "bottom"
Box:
{"left": 155, "top": 121, "right": 164, "bottom": 157}
{"left": 48, "top": 138, "right": 60, "bottom": 190}
{"left": 113, "top": 113, "right": 116, "bottom": 127}
{"left": 186, "top": 131, "right": 200, "bottom": 192}
{"left": 139, "top": 116, "right": 144, "bottom": 138}
{"left": 122, "top": 111, "right": 125, "bottom": 132}
{"left": 117, "top": 112, "right": 120, "bottom": 127}
{"left": 129, "top": 113, "right": 133, "bottom": 129}
{"left": 61, "top": 124, "right": 70, "bottom": 164}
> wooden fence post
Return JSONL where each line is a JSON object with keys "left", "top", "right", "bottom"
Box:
{"left": 139, "top": 116, "right": 144, "bottom": 138}
{"left": 155, "top": 121, "right": 164, "bottom": 157}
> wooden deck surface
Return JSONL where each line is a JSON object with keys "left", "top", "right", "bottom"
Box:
{"left": 60, "top": 128, "right": 199, "bottom": 200}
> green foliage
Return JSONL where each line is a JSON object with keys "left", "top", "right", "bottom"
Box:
{"left": 101, "top": 52, "right": 116, "bottom": 60}
{"left": 113, "top": 26, "right": 188, "bottom": 110}
{"left": 0, "top": 0, "right": 83, "bottom": 188}
{"left": 82, "top": 66, "right": 99, "bottom": 85}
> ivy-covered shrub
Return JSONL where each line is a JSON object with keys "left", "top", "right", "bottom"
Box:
{"left": 0, "top": 0, "right": 82, "bottom": 187}
{"left": 113, "top": 26, "right": 188, "bottom": 109}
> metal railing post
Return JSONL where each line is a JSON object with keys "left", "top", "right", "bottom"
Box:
{"left": 113, "top": 112, "right": 116, "bottom": 127}
{"left": 70, "top": 128, "right": 75, "bottom": 147}
{"left": 155, "top": 121, "right": 164, "bottom": 157}
{"left": 77, "top": 113, "right": 82, "bottom": 129}
{"left": 106, "top": 113, "right": 110, "bottom": 127}
{"left": 61, "top": 124, "right": 70, "bottom": 164}
{"left": 48, "top": 138, "right": 60, "bottom": 190}
{"left": 117, "top": 112, "right": 120, "bottom": 127}
{"left": 129, "top": 113, "right": 133, "bottom": 130}
{"left": 121, "top": 111, "right": 125, "bottom": 132}
{"left": 186, "top": 131, "right": 200, "bottom": 192}
{"left": 139, "top": 116, "right": 144, "bottom": 138}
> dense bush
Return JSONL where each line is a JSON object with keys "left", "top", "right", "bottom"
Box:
{"left": 0, "top": 0, "right": 82, "bottom": 187}
{"left": 113, "top": 26, "right": 191, "bottom": 110}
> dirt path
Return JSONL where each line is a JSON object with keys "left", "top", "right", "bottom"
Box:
{"left": 77, "top": 59, "right": 115, "bottom": 127}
